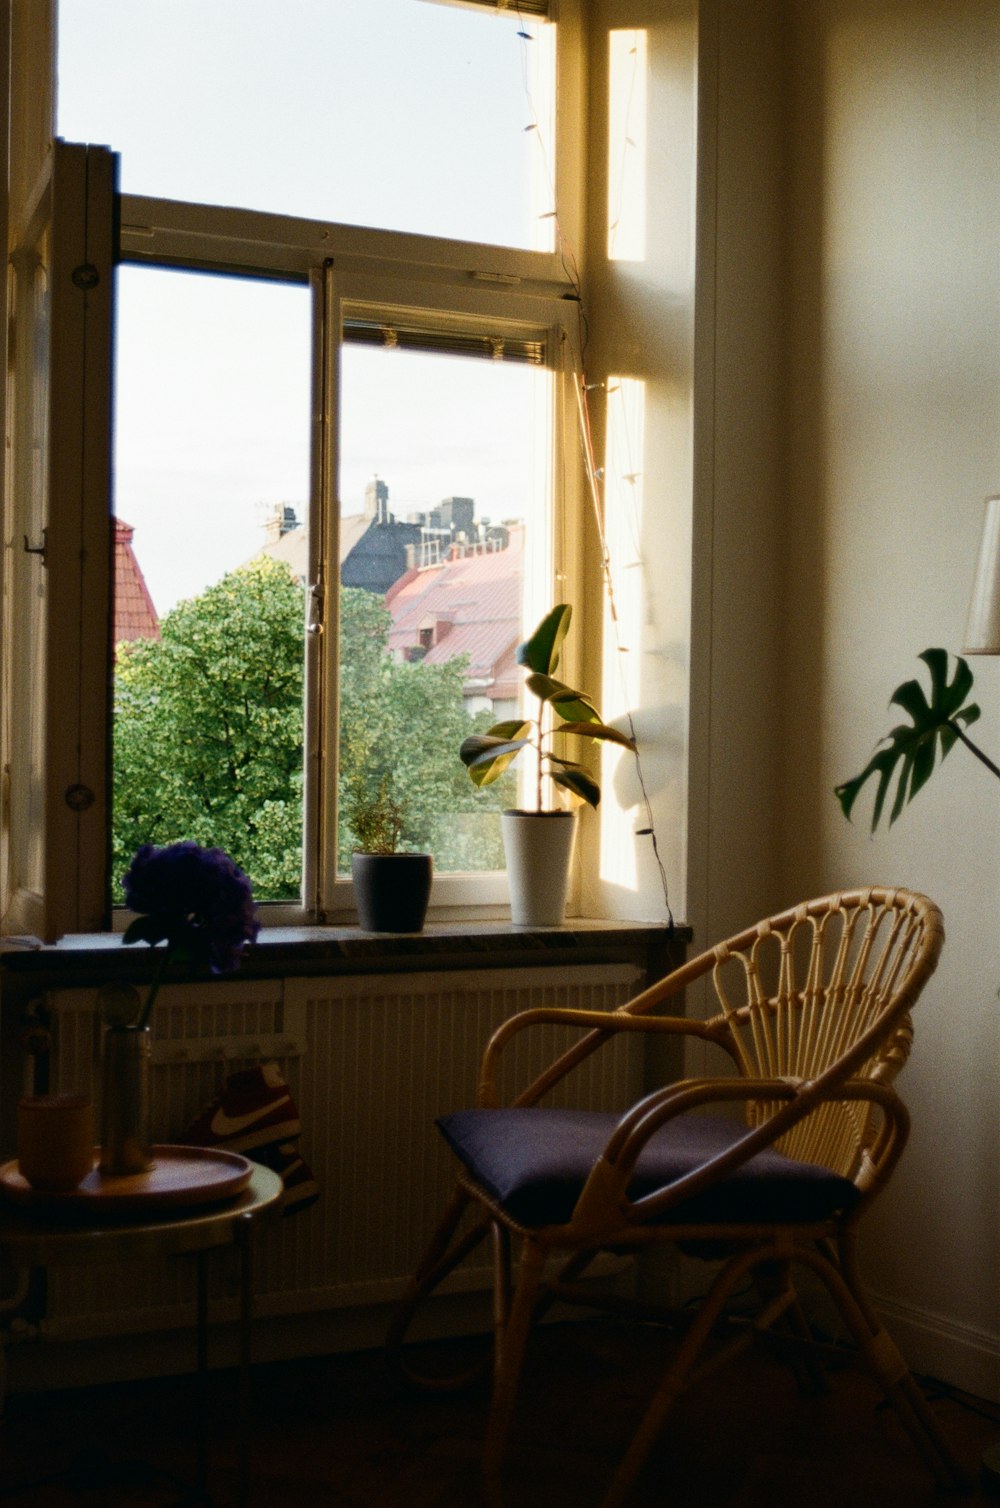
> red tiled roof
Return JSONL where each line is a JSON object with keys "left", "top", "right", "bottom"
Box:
{"left": 114, "top": 519, "right": 160, "bottom": 648}
{"left": 386, "top": 527, "right": 523, "bottom": 698}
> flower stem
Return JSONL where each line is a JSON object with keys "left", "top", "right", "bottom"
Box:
{"left": 135, "top": 941, "right": 177, "bottom": 1032}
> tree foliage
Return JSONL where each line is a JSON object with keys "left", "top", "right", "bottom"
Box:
{"left": 336, "top": 587, "right": 510, "bottom": 871}
{"left": 113, "top": 563, "right": 511, "bottom": 902}
{"left": 113, "top": 556, "right": 305, "bottom": 900}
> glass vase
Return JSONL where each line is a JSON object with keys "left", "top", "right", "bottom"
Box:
{"left": 99, "top": 1024, "right": 154, "bottom": 1176}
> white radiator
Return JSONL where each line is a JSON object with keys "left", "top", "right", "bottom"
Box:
{"left": 40, "top": 963, "right": 645, "bottom": 1340}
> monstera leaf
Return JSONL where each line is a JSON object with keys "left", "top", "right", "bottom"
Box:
{"left": 835, "top": 648, "right": 982, "bottom": 831}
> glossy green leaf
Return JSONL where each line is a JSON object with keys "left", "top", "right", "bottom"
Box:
{"left": 550, "top": 764, "right": 601, "bottom": 807}
{"left": 557, "top": 719, "right": 636, "bottom": 750}
{"left": 459, "top": 732, "right": 531, "bottom": 787}
{"left": 835, "top": 648, "right": 981, "bottom": 831}
{"left": 516, "top": 603, "right": 571, "bottom": 675}
{"left": 483, "top": 719, "right": 532, "bottom": 742}
{"left": 461, "top": 603, "right": 635, "bottom": 810}
{"left": 524, "top": 672, "right": 600, "bottom": 724}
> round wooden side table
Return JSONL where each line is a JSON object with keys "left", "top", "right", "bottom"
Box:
{"left": 0, "top": 1161, "right": 283, "bottom": 1505}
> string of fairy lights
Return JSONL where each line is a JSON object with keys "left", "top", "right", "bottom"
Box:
{"left": 511, "top": 9, "right": 673, "bottom": 924}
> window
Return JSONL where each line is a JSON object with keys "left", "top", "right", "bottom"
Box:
{"left": 56, "top": 0, "right": 556, "bottom": 251}
{"left": 29, "top": 0, "right": 587, "bottom": 931}
{"left": 111, "top": 265, "right": 312, "bottom": 904}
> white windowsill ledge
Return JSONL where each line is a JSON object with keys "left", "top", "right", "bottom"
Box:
{"left": 0, "top": 918, "right": 688, "bottom": 985}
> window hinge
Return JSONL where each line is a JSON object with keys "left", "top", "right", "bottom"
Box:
{"left": 23, "top": 529, "right": 47, "bottom": 564}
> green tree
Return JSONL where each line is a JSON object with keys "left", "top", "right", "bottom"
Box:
{"left": 336, "top": 587, "right": 511, "bottom": 871}
{"left": 113, "top": 568, "right": 512, "bottom": 902}
{"left": 113, "top": 556, "right": 305, "bottom": 900}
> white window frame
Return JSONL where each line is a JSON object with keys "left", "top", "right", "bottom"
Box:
{"left": 2, "top": 142, "right": 115, "bottom": 942}
{"left": 2, "top": 0, "right": 598, "bottom": 936}
{"left": 115, "top": 201, "right": 585, "bottom": 926}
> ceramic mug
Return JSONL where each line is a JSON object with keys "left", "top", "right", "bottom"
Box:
{"left": 17, "top": 1093, "right": 94, "bottom": 1191}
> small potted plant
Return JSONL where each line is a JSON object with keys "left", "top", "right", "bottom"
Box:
{"left": 459, "top": 603, "right": 635, "bottom": 925}
{"left": 345, "top": 773, "right": 433, "bottom": 933}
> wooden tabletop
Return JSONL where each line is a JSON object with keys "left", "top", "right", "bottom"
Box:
{"left": 0, "top": 1162, "right": 283, "bottom": 1266}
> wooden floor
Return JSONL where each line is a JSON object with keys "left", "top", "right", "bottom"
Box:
{"left": 2, "top": 1319, "right": 999, "bottom": 1507}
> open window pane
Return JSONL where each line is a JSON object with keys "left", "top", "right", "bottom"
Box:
{"left": 336, "top": 340, "right": 550, "bottom": 873}
{"left": 56, "top": 0, "right": 555, "bottom": 251}
{"left": 110, "top": 265, "right": 311, "bottom": 903}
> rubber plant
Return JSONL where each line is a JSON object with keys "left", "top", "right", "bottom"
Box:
{"left": 459, "top": 603, "right": 635, "bottom": 808}
{"left": 835, "top": 647, "right": 1000, "bottom": 831}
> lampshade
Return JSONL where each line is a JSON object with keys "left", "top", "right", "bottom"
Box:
{"left": 963, "top": 495, "right": 1000, "bottom": 654}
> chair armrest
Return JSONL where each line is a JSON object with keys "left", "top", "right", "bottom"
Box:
{"left": 572, "top": 1075, "right": 909, "bottom": 1229}
{"left": 477, "top": 1006, "right": 731, "bottom": 1108}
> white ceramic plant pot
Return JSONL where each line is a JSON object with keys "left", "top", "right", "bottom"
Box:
{"left": 501, "top": 809, "right": 577, "bottom": 927}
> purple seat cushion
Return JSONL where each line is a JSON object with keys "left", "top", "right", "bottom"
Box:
{"left": 436, "top": 1107, "right": 859, "bottom": 1229}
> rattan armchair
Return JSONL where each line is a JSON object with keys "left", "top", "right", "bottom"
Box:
{"left": 388, "top": 887, "right": 967, "bottom": 1505}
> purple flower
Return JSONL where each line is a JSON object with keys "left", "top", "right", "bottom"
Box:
{"left": 122, "top": 842, "right": 259, "bottom": 976}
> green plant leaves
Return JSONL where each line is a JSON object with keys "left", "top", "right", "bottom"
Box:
{"left": 459, "top": 723, "right": 531, "bottom": 787}
{"left": 525, "top": 672, "right": 600, "bottom": 724}
{"left": 558, "top": 720, "right": 636, "bottom": 750}
{"left": 516, "top": 604, "right": 571, "bottom": 675}
{"left": 835, "top": 648, "right": 981, "bottom": 831}
{"left": 548, "top": 759, "right": 601, "bottom": 808}
{"left": 463, "top": 603, "right": 637, "bottom": 809}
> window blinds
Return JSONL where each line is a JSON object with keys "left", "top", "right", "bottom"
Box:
{"left": 342, "top": 316, "right": 546, "bottom": 365}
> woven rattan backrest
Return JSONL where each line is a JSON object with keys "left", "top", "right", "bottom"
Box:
{"left": 707, "top": 889, "right": 943, "bottom": 1176}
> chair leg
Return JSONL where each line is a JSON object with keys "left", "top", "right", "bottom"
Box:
{"left": 491, "top": 1221, "right": 512, "bottom": 1384}
{"left": 387, "top": 1185, "right": 494, "bottom": 1390}
{"left": 799, "top": 1238, "right": 971, "bottom": 1489}
{"left": 601, "top": 1246, "right": 768, "bottom": 1508}
{"left": 483, "top": 1238, "right": 546, "bottom": 1480}
{"left": 754, "top": 1260, "right": 829, "bottom": 1396}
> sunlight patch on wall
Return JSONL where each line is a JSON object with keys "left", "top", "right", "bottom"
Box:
{"left": 599, "top": 375, "right": 646, "bottom": 892}
{"left": 608, "top": 29, "right": 647, "bottom": 262}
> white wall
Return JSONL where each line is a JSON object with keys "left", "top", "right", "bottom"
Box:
{"left": 584, "top": 0, "right": 702, "bottom": 929}
{"left": 704, "top": 0, "right": 1000, "bottom": 1397}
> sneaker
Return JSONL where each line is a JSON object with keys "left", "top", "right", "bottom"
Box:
{"left": 254, "top": 1140, "right": 320, "bottom": 1216}
{"left": 178, "top": 1062, "right": 302, "bottom": 1154}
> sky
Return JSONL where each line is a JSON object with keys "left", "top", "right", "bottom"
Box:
{"left": 56, "top": 0, "right": 554, "bottom": 613}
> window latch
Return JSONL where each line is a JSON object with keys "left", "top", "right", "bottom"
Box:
{"left": 307, "top": 583, "right": 324, "bottom": 636}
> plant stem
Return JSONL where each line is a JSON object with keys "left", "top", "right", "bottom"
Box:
{"left": 949, "top": 720, "right": 1000, "bottom": 782}
{"left": 136, "top": 941, "right": 177, "bottom": 1031}
{"left": 534, "top": 693, "right": 544, "bottom": 813}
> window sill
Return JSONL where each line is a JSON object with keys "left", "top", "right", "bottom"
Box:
{"left": 0, "top": 918, "right": 690, "bottom": 987}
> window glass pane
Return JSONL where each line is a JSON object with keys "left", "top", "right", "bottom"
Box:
{"left": 56, "top": 0, "right": 555, "bottom": 252}
{"left": 336, "top": 341, "right": 550, "bottom": 872}
{"left": 111, "top": 265, "right": 311, "bottom": 903}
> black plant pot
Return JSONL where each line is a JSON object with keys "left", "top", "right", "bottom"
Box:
{"left": 351, "top": 852, "right": 433, "bottom": 933}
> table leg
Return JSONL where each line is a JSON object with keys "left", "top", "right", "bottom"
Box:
{"left": 196, "top": 1250, "right": 209, "bottom": 1492}
{"left": 235, "top": 1211, "right": 255, "bottom": 1508}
